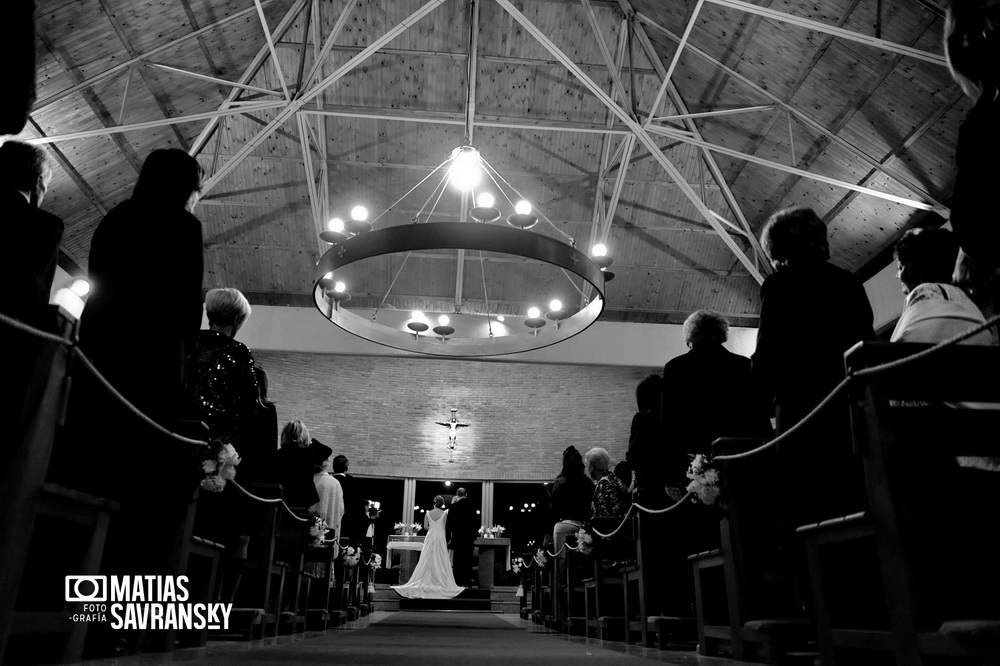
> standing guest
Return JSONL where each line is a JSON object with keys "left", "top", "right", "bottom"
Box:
{"left": 332, "top": 455, "right": 367, "bottom": 544}
{"left": 446, "top": 487, "right": 479, "bottom": 586}
{"left": 78, "top": 148, "right": 204, "bottom": 430}
{"left": 276, "top": 420, "right": 320, "bottom": 507}
{"left": 185, "top": 288, "right": 259, "bottom": 443}
{"left": 752, "top": 207, "right": 875, "bottom": 522}
{"left": 945, "top": 0, "right": 1000, "bottom": 315}
{"left": 310, "top": 442, "right": 344, "bottom": 556}
{"left": 613, "top": 460, "right": 633, "bottom": 494}
{"left": 626, "top": 375, "right": 668, "bottom": 507}
{"left": 2, "top": 1, "right": 36, "bottom": 135}
{"left": 586, "top": 447, "right": 628, "bottom": 518}
{"left": 239, "top": 366, "right": 278, "bottom": 485}
{"left": 550, "top": 446, "right": 594, "bottom": 558}
{"left": 0, "top": 141, "right": 62, "bottom": 325}
{"left": 891, "top": 228, "right": 993, "bottom": 346}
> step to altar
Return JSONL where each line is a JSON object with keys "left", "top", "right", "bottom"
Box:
{"left": 373, "top": 584, "right": 521, "bottom": 613}
{"left": 399, "top": 587, "right": 491, "bottom": 611}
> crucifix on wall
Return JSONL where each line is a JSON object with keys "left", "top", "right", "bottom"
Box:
{"left": 436, "top": 408, "right": 470, "bottom": 462}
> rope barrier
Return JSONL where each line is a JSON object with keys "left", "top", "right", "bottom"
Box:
{"left": 228, "top": 480, "right": 311, "bottom": 523}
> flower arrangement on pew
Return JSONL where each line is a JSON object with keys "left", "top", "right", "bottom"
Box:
{"left": 511, "top": 557, "right": 526, "bottom": 574}
{"left": 310, "top": 514, "right": 332, "bottom": 548}
{"left": 369, "top": 553, "right": 382, "bottom": 571}
{"left": 573, "top": 526, "right": 594, "bottom": 555}
{"left": 200, "top": 439, "right": 241, "bottom": 492}
{"left": 686, "top": 454, "right": 721, "bottom": 506}
{"left": 342, "top": 545, "right": 361, "bottom": 567}
{"left": 533, "top": 549, "right": 549, "bottom": 567}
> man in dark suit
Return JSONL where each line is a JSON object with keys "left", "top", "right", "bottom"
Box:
{"left": 446, "top": 487, "right": 479, "bottom": 587}
{"left": 332, "top": 455, "right": 367, "bottom": 545}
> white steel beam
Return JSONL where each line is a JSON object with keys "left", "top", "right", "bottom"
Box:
{"left": 296, "top": 112, "right": 324, "bottom": 256}
{"left": 497, "top": 0, "right": 765, "bottom": 284}
{"left": 707, "top": 0, "right": 947, "bottom": 66}
{"left": 644, "top": 0, "right": 705, "bottom": 127}
{"left": 146, "top": 62, "right": 283, "bottom": 97}
{"left": 201, "top": 0, "right": 448, "bottom": 195}
{"left": 254, "top": 0, "right": 292, "bottom": 99}
{"left": 651, "top": 104, "right": 773, "bottom": 122}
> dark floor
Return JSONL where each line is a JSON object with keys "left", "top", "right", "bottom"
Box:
{"left": 86, "top": 611, "right": 759, "bottom": 665}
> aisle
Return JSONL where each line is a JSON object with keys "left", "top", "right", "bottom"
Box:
{"left": 153, "top": 611, "right": 755, "bottom": 665}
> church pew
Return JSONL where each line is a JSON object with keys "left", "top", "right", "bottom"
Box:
{"left": 274, "top": 507, "right": 317, "bottom": 634}
{"left": 227, "top": 491, "right": 285, "bottom": 640}
{"left": 583, "top": 517, "right": 627, "bottom": 640}
{"left": 800, "top": 342, "right": 1000, "bottom": 666}
{"left": 560, "top": 549, "right": 590, "bottom": 635}
{"left": 689, "top": 437, "right": 814, "bottom": 663}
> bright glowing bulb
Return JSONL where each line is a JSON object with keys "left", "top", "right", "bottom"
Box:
{"left": 476, "top": 192, "right": 495, "bottom": 208}
{"left": 514, "top": 200, "right": 532, "bottom": 215}
{"left": 531, "top": 503, "right": 536, "bottom": 508}
{"left": 438, "top": 315, "right": 450, "bottom": 326}
{"left": 592, "top": 243, "right": 608, "bottom": 257}
{"left": 497, "top": 315, "right": 505, "bottom": 322}
{"left": 327, "top": 217, "right": 344, "bottom": 233}
{"left": 373, "top": 501, "right": 380, "bottom": 509}
{"left": 324, "top": 272, "right": 334, "bottom": 280}
{"left": 414, "top": 505, "right": 420, "bottom": 510}
{"left": 448, "top": 147, "right": 482, "bottom": 191}
{"left": 53, "top": 288, "right": 84, "bottom": 319}
{"left": 70, "top": 279, "right": 91, "bottom": 297}
{"left": 411, "top": 310, "right": 423, "bottom": 320}
{"left": 444, "top": 481, "right": 451, "bottom": 486}
{"left": 509, "top": 506, "right": 514, "bottom": 511}
{"left": 350, "top": 205, "right": 368, "bottom": 221}
{"left": 476, "top": 510, "right": 481, "bottom": 515}
{"left": 527, "top": 307, "right": 540, "bottom": 319}
{"left": 334, "top": 281, "right": 346, "bottom": 293}
{"left": 549, "top": 299, "right": 562, "bottom": 312}
{"left": 523, "top": 503, "right": 529, "bottom": 508}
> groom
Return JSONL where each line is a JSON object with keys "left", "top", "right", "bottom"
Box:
{"left": 447, "top": 487, "right": 479, "bottom": 587}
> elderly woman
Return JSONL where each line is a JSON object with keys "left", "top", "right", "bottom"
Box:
{"left": 186, "top": 288, "right": 259, "bottom": 441}
{"left": 891, "top": 228, "right": 992, "bottom": 345}
{"left": 309, "top": 441, "right": 343, "bottom": 552}
{"left": 752, "top": 207, "right": 875, "bottom": 521}
{"left": 586, "top": 447, "right": 628, "bottom": 518}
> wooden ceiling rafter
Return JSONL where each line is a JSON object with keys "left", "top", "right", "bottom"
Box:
{"left": 95, "top": 0, "right": 190, "bottom": 149}
{"left": 637, "top": 11, "right": 949, "bottom": 214}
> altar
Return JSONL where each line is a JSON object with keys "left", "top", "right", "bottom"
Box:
{"left": 474, "top": 537, "right": 511, "bottom": 589}
{"left": 386, "top": 535, "right": 424, "bottom": 584}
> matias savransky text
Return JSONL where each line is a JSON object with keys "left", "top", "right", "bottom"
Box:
{"left": 65, "top": 575, "right": 231, "bottom": 630}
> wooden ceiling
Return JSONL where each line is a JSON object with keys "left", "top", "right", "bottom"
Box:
{"left": 19, "top": 0, "right": 959, "bottom": 328}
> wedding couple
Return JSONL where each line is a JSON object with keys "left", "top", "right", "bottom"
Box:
{"left": 392, "top": 487, "right": 478, "bottom": 599}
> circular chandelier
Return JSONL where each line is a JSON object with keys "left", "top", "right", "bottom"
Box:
{"left": 312, "top": 145, "right": 614, "bottom": 357}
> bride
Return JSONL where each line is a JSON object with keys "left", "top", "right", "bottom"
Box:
{"left": 392, "top": 495, "right": 465, "bottom": 599}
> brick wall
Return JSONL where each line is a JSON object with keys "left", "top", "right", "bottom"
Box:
{"left": 254, "top": 351, "right": 658, "bottom": 481}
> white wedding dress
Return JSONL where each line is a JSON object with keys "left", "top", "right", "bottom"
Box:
{"left": 391, "top": 509, "right": 465, "bottom": 599}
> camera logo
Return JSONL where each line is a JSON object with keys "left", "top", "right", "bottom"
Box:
{"left": 65, "top": 576, "right": 107, "bottom": 603}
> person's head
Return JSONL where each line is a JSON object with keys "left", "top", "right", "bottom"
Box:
{"left": 205, "top": 288, "right": 252, "bottom": 336}
{"left": 280, "top": 420, "right": 311, "bottom": 449}
{"left": 0, "top": 141, "right": 51, "bottom": 206}
{"left": 584, "top": 447, "right": 611, "bottom": 480}
{"left": 559, "top": 445, "right": 584, "bottom": 477}
{"left": 433, "top": 495, "right": 446, "bottom": 509}
{"left": 683, "top": 310, "right": 729, "bottom": 349}
{"left": 945, "top": 0, "right": 1000, "bottom": 100}
{"left": 132, "top": 149, "right": 204, "bottom": 211}
{"left": 456, "top": 487, "right": 467, "bottom": 499}
{"left": 760, "top": 207, "right": 830, "bottom": 270}
{"left": 614, "top": 460, "right": 632, "bottom": 487}
{"left": 332, "top": 454, "right": 349, "bottom": 474}
{"left": 635, "top": 374, "right": 662, "bottom": 414}
{"left": 893, "top": 228, "right": 960, "bottom": 295}
{"left": 254, "top": 366, "right": 269, "bottom": 402}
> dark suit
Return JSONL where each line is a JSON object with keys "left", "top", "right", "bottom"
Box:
{"left": 0, "top": 189, "right": 64, "bottom": 324}
{"left": 334, "top": 473, "right": 366, "bottom": 543}
{"left": 752, "top": 261, "right": 875, "bottom": 522}
{"left": 446, "top": 498, "right": 479, "bottom": 586}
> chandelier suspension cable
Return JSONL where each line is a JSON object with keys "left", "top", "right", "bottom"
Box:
{"left": 477, "top": 249, "right": 494, "bottom": 338}
{"left": 371, "top": 251, "right": 413, "bottom": 321}
{"left": 421, "top": 166, "right": 452, "bottom": 224}
{"left": 480, "top": 156, "right": 576, "bottom": 244}
{"left": 368, "top": 156, "right": 452, "bottom": 227}
{"left": 559, "top": 267, "right": 589, "bottom": 299}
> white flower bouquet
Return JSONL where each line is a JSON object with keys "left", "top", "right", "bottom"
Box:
{"left": 574, "top": 527, "right": 594, "bottom": 555}
{"left": 686, "top": 454, "right": 721, "bottom": 506}
{"left": 200, "top": 440, "right": 241, "bottom": 492}
{"left": 342, "top": 545, "right": 361, "bottom": 567}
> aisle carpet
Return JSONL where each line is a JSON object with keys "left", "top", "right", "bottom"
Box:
{"left": 185, "top": 612, "right": 647, "bottom": 664}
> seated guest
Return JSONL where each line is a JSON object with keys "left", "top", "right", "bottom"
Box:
{"left": 332, "top": 455, "right": 367, "bottom": 544}
{"left": 752, "top": 207, "right": 875, "bottom": 522}
{"left": 310, "top": 441, "right": 343, "bottom": 557}
{"left": 586, "top": 447, "right": 628, "bottom": 518}
{"left": 186, "top": 288, "right": 259, "bottom": 442}
{"left": 550, "top": 446, "right": 594, "bottom": 558}
{"left": 890, "top": 228, "right": 993, "bottom": 346}
{"left": 626, "top": 375, "right": 668, "bottom": 507}
{"left": 276, "top": 420, "right": 320, "bottom": 507}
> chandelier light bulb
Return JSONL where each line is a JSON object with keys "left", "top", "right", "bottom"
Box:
{"left": 444, "top": 481, "right": 451, "bottom": 487}
{"left": 476, "top": 192, "right": 495, "bottom": 208}
{"left": 449, "top": 146, "right": 482, "bottom": 191}
{"left": 324, "top": 271, "right": 334, "bottom": 280}
{"left": 438, "top": 315, "right": 450, "bottom": 326}
{"left": 549, "top": 299, "right": 563, "bottom": 312}
{"left": 497, "top": 315, "right": 505, "bottom": 322}
{"left": 527, "top": 306, "right": 540, "bottom": 319}
{"left": 514, "top": 200, "right": 532, "bottom": 215}
{"left": 350, "top": 205, "right": 369, "bottom": 221}
{"left": 592, "top": 243, "right": 608, "bottom": 257}
{"left": 70, "top": 279, "right": 91, "bottom": 297}
{"left": 412, "top": 310, "right": 424, "bottom": 320}
{"left": 328, "top": 217, "right": 345, "bottom": 233}
{"left": 334, "top": 281, "right": 346, "bottom": 293}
